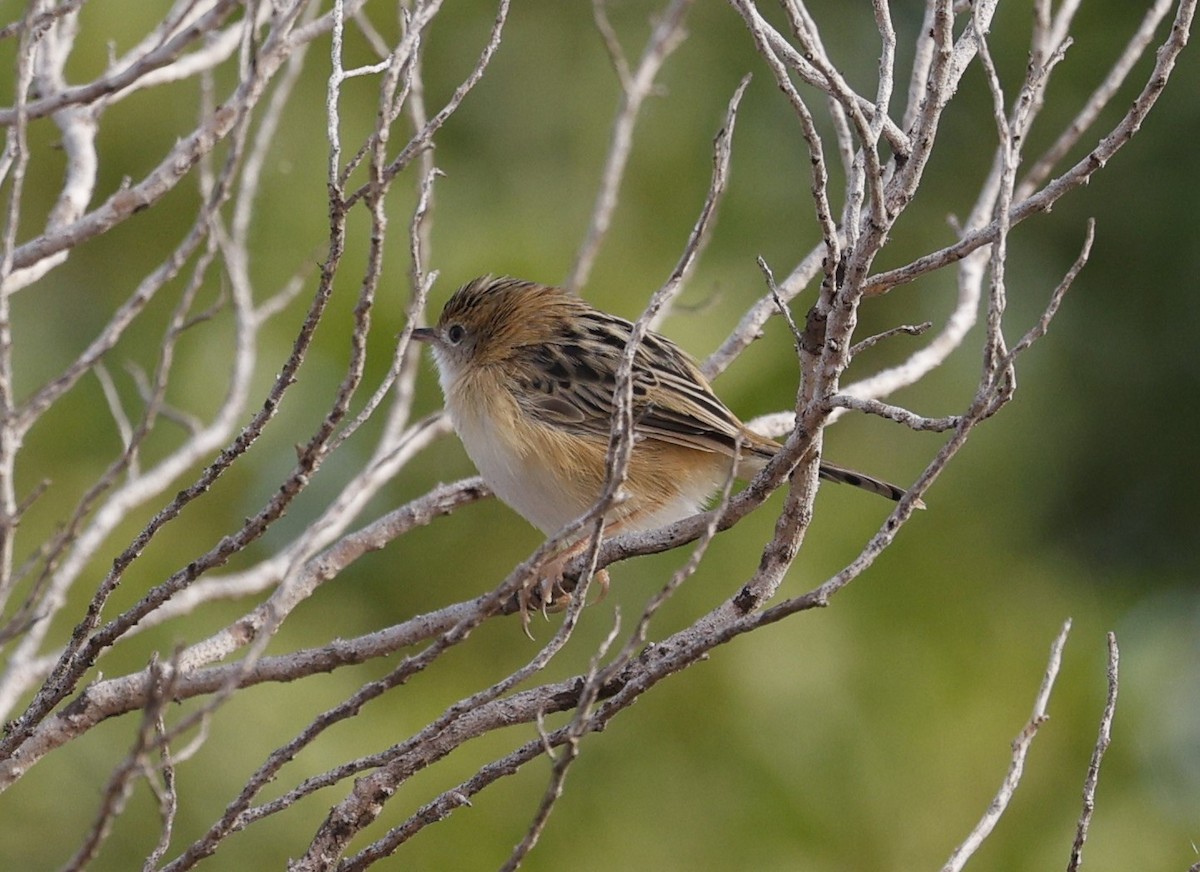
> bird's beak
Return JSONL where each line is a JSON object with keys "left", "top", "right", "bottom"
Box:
{"left": 410, "top": 327, "right": 436, "bottom": 343}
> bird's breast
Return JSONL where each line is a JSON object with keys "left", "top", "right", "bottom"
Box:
{"left": 446, "top": 367, "right": 603, "bottom": 534}
{"left": 442, "top": 366, "right": 733, "bottom": 537}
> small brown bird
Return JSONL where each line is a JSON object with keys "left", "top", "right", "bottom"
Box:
{"left": 413, "top": 277, "right": 915, "bottom": 606}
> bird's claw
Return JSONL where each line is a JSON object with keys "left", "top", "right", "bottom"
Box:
{"left": 515, "top": 557, "right": 610, "bottom": 638}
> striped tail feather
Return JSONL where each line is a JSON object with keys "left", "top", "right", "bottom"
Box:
{"left": 818, "top": 461, "right": 925, "bottom": 508}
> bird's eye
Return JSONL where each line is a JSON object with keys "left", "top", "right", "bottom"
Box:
{"left": 446, "top": 323, "right": 466, "bottom": 345}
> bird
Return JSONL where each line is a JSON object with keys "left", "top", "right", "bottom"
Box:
{"left": 412, "top": 276, "right": 917, "bottom": 614}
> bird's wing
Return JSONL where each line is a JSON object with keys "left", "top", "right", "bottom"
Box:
{"left": 509, "top": 311, "right": 759, "bottom": 459}
{"left": 506, "top": 310, "right": 919, "bottom": 504}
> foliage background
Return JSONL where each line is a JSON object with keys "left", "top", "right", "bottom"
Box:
{"left": 3, "top": 0, "right": 1197, "bottom": 869}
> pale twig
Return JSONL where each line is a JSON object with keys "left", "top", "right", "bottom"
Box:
{"left": 732, "top": 0, "right": 838, "bottom": 270}
{"left": 352, "top": 7, "right": 392, "bottom": 59}
{"left": 163, "top": 596, "right": 507, "bottom": 869}
{"left": 63, "top": 35, "right": 470, "bottom": 662}
{"left": 1066, "top": 632, "right": 1119, "bottom": 872}
{"left": 340, "top": 704, "right": 602, "bottom": 868}
{"left": 0, "top": 0, "right": 85, "bottom": 41}
{"left": 0, "top": 0, "right": 40, "bottom": 616}
{"left": 971, "top": 3, "right": 1016, "bottom": 388}
{"left": 941, "top": 621, "right": 1073, "bottom": 872}
{"left": 163, "top": 466, "right": 616, "bottom": 866}
{"left": 0, "top": 135, "right": 265, "bottom": 741}
{"left": 0, "top": 0, "right": 242, "bottom": 127}
{"left": 105, "top": 7, "right": 272, "bottom": 107}
{"left": 901, "top": 2, "right": 941, "bottom": 129}
{"left": 600, "top": 438, "right": 743, "bottom": 682}
{"left": 864, "top": 0, "right": 1194, "bottom": 298}
{"left": 777, "top": 1, "right": 887, "bottom": 227}
{"left": 0, "top": 218, "right": 234, "bottom": 716}
{"left": 870, "top": 0, "right": 897, "bottom": 141}
{"left": 1020, "top": 0, "right": 1173, "bottom": 199}
{"left": 147, "top": 100, "right": 416, "bottom": 791}
{"left": 1003, "top": 219, "right": 1093, "bottom": 365}
{"left": 403, "top": 9, "right": 437, "bottom": 287}
{"left": 15, "top": 53, "right": 317, "bottom": 787}
{"left": 881, "top": 0, "right": 953, "bottom": 219}
{"left": 727, "top": 223, "right": 1096, "bottom": 621}
{"left": 573, "top": 199, "right": 1087, "bottom": 588}
{"left": 565, "top": 0, "right": 694, "bottom": 293}
{"left": 759, "top": 257, "right": 803, "bottom": 349}
{"left": 1, "top": 0, "right": 339, "bottom": 288}
{"left": 253, "top": 257, "right": 315, "bottom": 323}
{"left": 732, "top": 262, "right": 826, "bottom": 611}
{"left": 502, "top": 615, "right": 623, "bottom": 871}
{"left": 124, "top": 363, "right": 202, "bottom": 436}
{"left": 2, "top": 8, "right": 98, "bottom": 296}
{"left": 1031, "top": 0, "right": 1084, "bottom": 71}
{"left": 831, "top": 270, "right": 979, "bottom": 424}
{"left": 1, "top": 6, "right": 238, "bottom": 290}
{"left": 781, "top": 2, "right": 855, "bottom": 203}
{"left": 142, "top": 708, "right": 178, "bottom": 872}
{"left": 825, "top": 396, "right": 960, "bottom": 432}
{"left": 150, "top": 417, "right": 453, "bottom": 672}
{"left": 0, "top": 477, "right": 490, "bottom": 792}
{"left": 729, "top": 1, "right": 910, "bottom": 156}
{"left": 701, "top": 244, "right": 825, "bottom": 380}
{"left": 326, "top": 0, "right": 360, "bottom": 187}
{"left": 93, "top": 363, "right": 137, "bottom": 472}
{"left": 591, "top": 0, "right": 633, "bottom": 92}
{"left": 649, "top": 73, "right": 750, "bottom": 330}
{"left": 732, "top": 7, "right": 847, "bottom": 456}
{"left": 0, "top": 7, "right": 285, "bottom": 719}
{"left": 328, "top": 168, "right": 441, "bottom": 455}
{"left": 0, "top": 59, "right": 316, "bottom": 752}
{"left": 292, "top": 529, "right": 609, "bottom": 866}
{"left": 59, "top": 654, "right": 179, "bottom": 872}
{"left": 120, "top": 424, "right": 453, "bottom": 630}
{"left": 342, "top": 0, "right": 510, "bottom": 209}
{"left": 0, "top": 462, "right": 801, "bottom": 796}
{"left": 848, "top": 320, "right": 931, "bottom": 357}
{"left": 832, "top": 0, "right": 1083, "bottom": 418}
{"left": 230, "top": 1, "right": 315, "bottom": 246}
{"left": 228, "top": 584, "right": 600, "bottom": 838}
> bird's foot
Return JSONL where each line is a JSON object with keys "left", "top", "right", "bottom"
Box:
{"left": 516, "top": 550, "right": 610, "bottom": 638}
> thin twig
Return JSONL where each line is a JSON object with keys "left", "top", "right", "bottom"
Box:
{"left": 1066, "top": 632, "right": 1119, "bottom": 872}
{"left": 566, "top": 0, "right": 694, "bottom": 293}
{"left": 941, "top": 620, "right": 1073, "bottom": 872}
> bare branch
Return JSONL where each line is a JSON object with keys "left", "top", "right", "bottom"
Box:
{"left": 1020, "top": 0, "right": 1175, "bottom": 199}
{"left": 649, "top": 73, "right": 751, "bottom": 329}
{"left": 1066, "top": 632, "right": 1120, "bottom": 872}
{"left": 565, "top": 0, "right": 694, "bottom": 293}
{"left": 863, "top": 0, "right": 1194, "bottom": 298}
{"left": 941, "top": 621, "right": 1072, "bottom": 872}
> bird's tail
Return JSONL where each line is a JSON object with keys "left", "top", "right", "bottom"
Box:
{"left": 818, "top": 461, "right": 925, "bottom": 508}
{"left": 736, "top": 433, "right": 924, "bottom": 508}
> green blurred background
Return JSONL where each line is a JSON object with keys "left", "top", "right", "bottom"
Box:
{"left": 3, "top": 0, "right": 1198, "bottom": 869}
